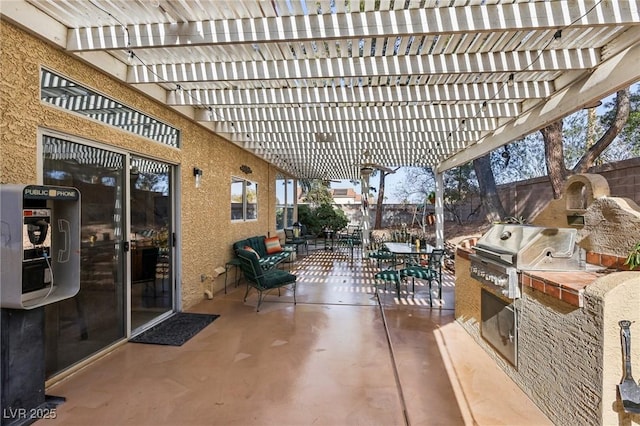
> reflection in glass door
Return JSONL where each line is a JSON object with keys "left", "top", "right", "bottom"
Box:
{"left": 42, "top": 136, "right": 126, "bottom": 377}
{"left": 130, "top": 157, "right": 173, "bottom": 331}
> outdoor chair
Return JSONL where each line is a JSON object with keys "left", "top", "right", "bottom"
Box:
{"left": 399, "top": 249, "right": 445, "bottom": 306}
{"left": 369, "top": 245, "right": 396, "bottom": 268}
{"left": 236, "top": 249, "right": 297, "bottom": 312}
{"left": 299, "top": 223, "right": 318, "bottom": 248}
{"left": 374, "top": 268, "right": 402, "bottom": 298}
{"left": 284, "top": 228, "right": 308, "bottom": 254}
{"left": 337, "top": 227, "right": 362, "bottom": 260}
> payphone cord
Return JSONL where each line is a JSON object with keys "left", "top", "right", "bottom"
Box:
{"left": 42, "top": 249, "right": 55, "bottom": 301}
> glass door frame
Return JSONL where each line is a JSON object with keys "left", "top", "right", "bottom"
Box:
{"left": 37, "top": 128, "right": 180, "bottom": 340}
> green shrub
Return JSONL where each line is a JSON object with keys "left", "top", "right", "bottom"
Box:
{"left": 624, "top": 242, "right": 640, "bottom": 270}
{"left": 297, "top": 203, "right": 348, "bottom": 236}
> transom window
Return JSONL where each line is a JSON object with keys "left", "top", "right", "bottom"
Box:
{"left": 40, "top": 68, "right": 180, "bottom": 147}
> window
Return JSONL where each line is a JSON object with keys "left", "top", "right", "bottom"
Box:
{"left": 231, "top": 177, "right": 258, "bottom": 221}
{"left": 40, "top": 68, "right": 180, "bottom": 147}
{"left": 275, "top": 174, "right": 295, "bottom": 230}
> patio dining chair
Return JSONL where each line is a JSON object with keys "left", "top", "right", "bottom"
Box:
{"left": 399, "top": 249, "right": 445, "bottom": 306}
{"left": 368, "top": 238, "right": 396, "bottom": 268}
{"left": 299, "top": 223, "right": 318, "bottom": 248}
{"left": 374, "top": 268, "right": 402, "bottom": 298}
{"left": 284, "top": 228, "right": 308, "bottom": 255}
{"left": 337, "top": 227, "right": 362, "bottom": 260}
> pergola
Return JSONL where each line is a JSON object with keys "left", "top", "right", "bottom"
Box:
{"left": 3, "top": 0, "right": 640, "bottom": 244}
{"left": 3, "top": 0, "right": 639, "bottom": 174}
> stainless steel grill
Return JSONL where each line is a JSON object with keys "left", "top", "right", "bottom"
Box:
{"left": 471, "top": 224, "right": 582, "bottom": 369}
{"left": 470, "top": 224, "right": 581, "bottom": 299}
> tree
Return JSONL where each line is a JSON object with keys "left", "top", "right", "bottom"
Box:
{"left": 493, "top": 136, "right": 547, "bottom": 183}
{"left": 542, "top": 88, "right": 631, "bottom": 198}
{"left": 393, "top": 167, "right": 435, "bottom": 204}
{"left": 473, "top": 153, "right": 507, "bottom": 222}
{"left": 373, "top": 168, "right": 398, "bottom": 229}
{"left": 442, "top": 163, "right": 478, "bottom": 225}
{"left": 302, "top": 180, "right": 334, "bottom": 206}
{"left": 475, "top": 86, "right": 636, "bottom": 218}
{"left": 314, "top": 203, "right": 349, "bottom": 232}
{"left": 297, "top": 179, "right": 313, "bottom": 199}
{"left": 392, "top": 165, "right": 479, "bottom": 225}
{"left": 599, "top": 89, "right": 640, "bottom": 159}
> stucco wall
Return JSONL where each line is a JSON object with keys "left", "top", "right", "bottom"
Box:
{"left": 0, "top": 21, "right": 280, "bottom": 309}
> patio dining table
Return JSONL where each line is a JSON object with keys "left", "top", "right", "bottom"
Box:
{"left": 384, "top": 242, "right": 434, "bottom": 257}
{"left": 381, "top": 242, "right": 435, "bottom": 297}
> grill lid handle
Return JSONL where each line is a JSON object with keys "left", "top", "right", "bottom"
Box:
{"left": 500, "top": 231, "right": 512, "bottom": 240}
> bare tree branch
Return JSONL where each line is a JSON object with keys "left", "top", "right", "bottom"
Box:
{"left": 572, "top": 88, "right": 630, "bottom": 173}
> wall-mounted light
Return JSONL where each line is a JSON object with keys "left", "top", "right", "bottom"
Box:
{"left": 193, "top": 167, "right": 203, "bottom": 188}
{"left": 240, "top": 165, "right": 252, "bottom": 174}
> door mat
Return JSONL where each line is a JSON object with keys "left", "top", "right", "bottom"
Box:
{"left": 129, "top": 312, "right": 219, "bottom": 346}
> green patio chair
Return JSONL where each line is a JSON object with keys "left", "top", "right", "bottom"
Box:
{"left": 284, "top": 228, "right": 308, "bottom": 255}
{"left": 399, "top": 249, "right": 445, "bottom": 306}
{"left": 237, "top": 249, "right": 297, "bottom": 312}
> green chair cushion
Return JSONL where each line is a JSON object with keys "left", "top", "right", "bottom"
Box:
{"left": 262, "top": 269, "right": 296, "bottom": 289}
{"left": 369, "top": 251, "right": 395, "bottom": 260}
{"left": 374, "top": 270, "right": 400, "bottom": 283}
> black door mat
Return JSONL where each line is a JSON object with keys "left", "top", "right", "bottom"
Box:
{"left": 129, "top": 312, "right": 219, "bottom": 346}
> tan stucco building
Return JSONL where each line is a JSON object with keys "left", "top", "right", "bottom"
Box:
{"left": 1, "top": 20, "right": 294, "bottom": 378}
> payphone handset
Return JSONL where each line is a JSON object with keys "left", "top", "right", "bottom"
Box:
{"left": 22, "top": 209, "right": 54, "bottom": 300}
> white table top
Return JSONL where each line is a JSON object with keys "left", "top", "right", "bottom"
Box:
{"left": 384, "top": 242, "right": 434, "bottom": 255}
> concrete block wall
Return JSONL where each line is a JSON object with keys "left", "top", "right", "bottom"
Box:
{"left": 498, "top": 158, "right": 640, "bottom": 221}
{"left": 592, "top": 157, "right": 640, "bottom": 202}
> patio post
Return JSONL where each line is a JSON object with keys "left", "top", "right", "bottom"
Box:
{"left": 435, "top": 172, "right": 445, "bottom": 249}
{"left": 360, "top": 174, "right": 371, "bottom": 254}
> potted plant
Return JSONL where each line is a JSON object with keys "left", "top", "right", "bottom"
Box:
{"left": 623, "top": 242, "right": 640, "bottom": 270}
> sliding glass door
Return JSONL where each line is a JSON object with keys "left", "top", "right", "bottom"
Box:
{"left": 129, "top": 157, "right": 174, "bottom": 331}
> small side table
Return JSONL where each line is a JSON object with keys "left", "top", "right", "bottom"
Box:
{"left": 224, "top": 258, "right": 243, "bottom": 294}
{"left": 282, "top": 245, "right": 297, "bottom": 270}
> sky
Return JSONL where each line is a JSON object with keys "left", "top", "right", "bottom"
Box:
{"left": 331, "top": 169, "right": 408, "bottom": 204}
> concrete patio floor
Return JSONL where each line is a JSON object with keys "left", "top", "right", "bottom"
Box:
{"left": 43, "top": 248, "right": 551, "bottom": 425}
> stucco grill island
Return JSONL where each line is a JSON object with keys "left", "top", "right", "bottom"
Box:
{"left": 469, "top": 224, "right": 584, "bottom": 368}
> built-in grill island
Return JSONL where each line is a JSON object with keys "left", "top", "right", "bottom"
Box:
{"left": 469, "top": 224, "right": 583, "bottom": 368}
{"left": 454, "top": 173, "right": 640, "bottom": 425}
